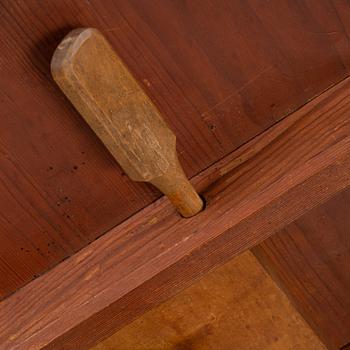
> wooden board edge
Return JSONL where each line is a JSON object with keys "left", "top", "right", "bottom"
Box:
{"left": 1, "top": 77, "right": 350, "bottom": 349}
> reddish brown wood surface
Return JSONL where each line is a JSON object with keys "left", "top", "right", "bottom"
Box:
{"left": 1, "top": 0, "right": 350, "bottom": 299}
{"left": 253, "top": 189, "right": 350, "bottom": 350}
{"left": 1, "top": 77, "right": 350, "bottom": 350}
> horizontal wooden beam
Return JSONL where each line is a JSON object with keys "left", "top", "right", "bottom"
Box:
{"left": 1, "top": 77, "right": 350, "bottom": 349}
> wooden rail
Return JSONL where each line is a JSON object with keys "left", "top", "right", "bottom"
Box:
{"left": 1, "top": 77, "right": 350, "bottom": 349}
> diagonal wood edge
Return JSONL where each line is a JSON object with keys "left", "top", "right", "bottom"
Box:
{"left": 1, "top": 77, "right": 350, "bottom": 349}
{"left": 252, "top": 188, "right": 350, "bottom": 349}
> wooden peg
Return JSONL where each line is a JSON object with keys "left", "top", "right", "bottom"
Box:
{"left": 51, "top": 28, "right": 203, "bottom": 217}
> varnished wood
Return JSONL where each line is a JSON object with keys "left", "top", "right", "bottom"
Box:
{"left": 1, "top": 76, "right": 350, "bottom": 350}
{"left": 253, "top": 189, "right": 350, "bottom": 350}
{"left": 2, "top": 0, "right": 350, "bottom": 298}
{"left": 51, "top": 28, "right": 203, "bottom": 218}
{"left": 93, "top": 252, "right": 326, "bottom": 350}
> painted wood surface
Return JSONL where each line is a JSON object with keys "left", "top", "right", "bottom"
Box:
{"left": 93, "top": 251, "right": 326, "bottom": 350}
{"left": 1, "top": 76, "right": 350, "bottom": 349}
{"left": 1, "top": 0, "right": 350, "bottom": 298}
{"left": 253, "top": 188, "right": 350, "bottom": 350}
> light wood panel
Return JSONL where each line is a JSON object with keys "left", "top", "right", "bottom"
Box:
{"left": 2, "top": 0, "right": 350, "bottom": 298}
{"left": 92, "top": 251, "right": 326, "bottom": 350}
{"left": 1, "top": 76, "right": 350, "bottom": 349}
{"left": 253, "top": 188, "right": 350, "bottom": 350}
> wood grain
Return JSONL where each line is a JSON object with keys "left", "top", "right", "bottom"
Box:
{"left": 93, "top": 251, "right": 326, "bottom": 350}
{"left": 1, "top": 76, "right": 350, "bottom": 350}
{"left": 1, "top": 0, "right": 350, "bottom": 298}
{"left": 253, "top": 188, "right": 350, "bottom": 350}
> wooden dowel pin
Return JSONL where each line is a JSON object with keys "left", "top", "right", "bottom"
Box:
{"left": 51, "top": 28, "right": 203, "bottom": 217}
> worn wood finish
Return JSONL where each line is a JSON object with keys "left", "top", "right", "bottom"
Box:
{"left": 93, "top": 251, "right": 326, "bottom": 350}
{"left": 51, "top": 28, "right": 203, "bottom": 217}
{"left": 1, "top": 0, "right": 350, "bottom": 298}
{"left": 1, "top": 77, "right": 350, "bottom": 350}
{"left": 253, "top": 188, "right": 350, "bottom": 350}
